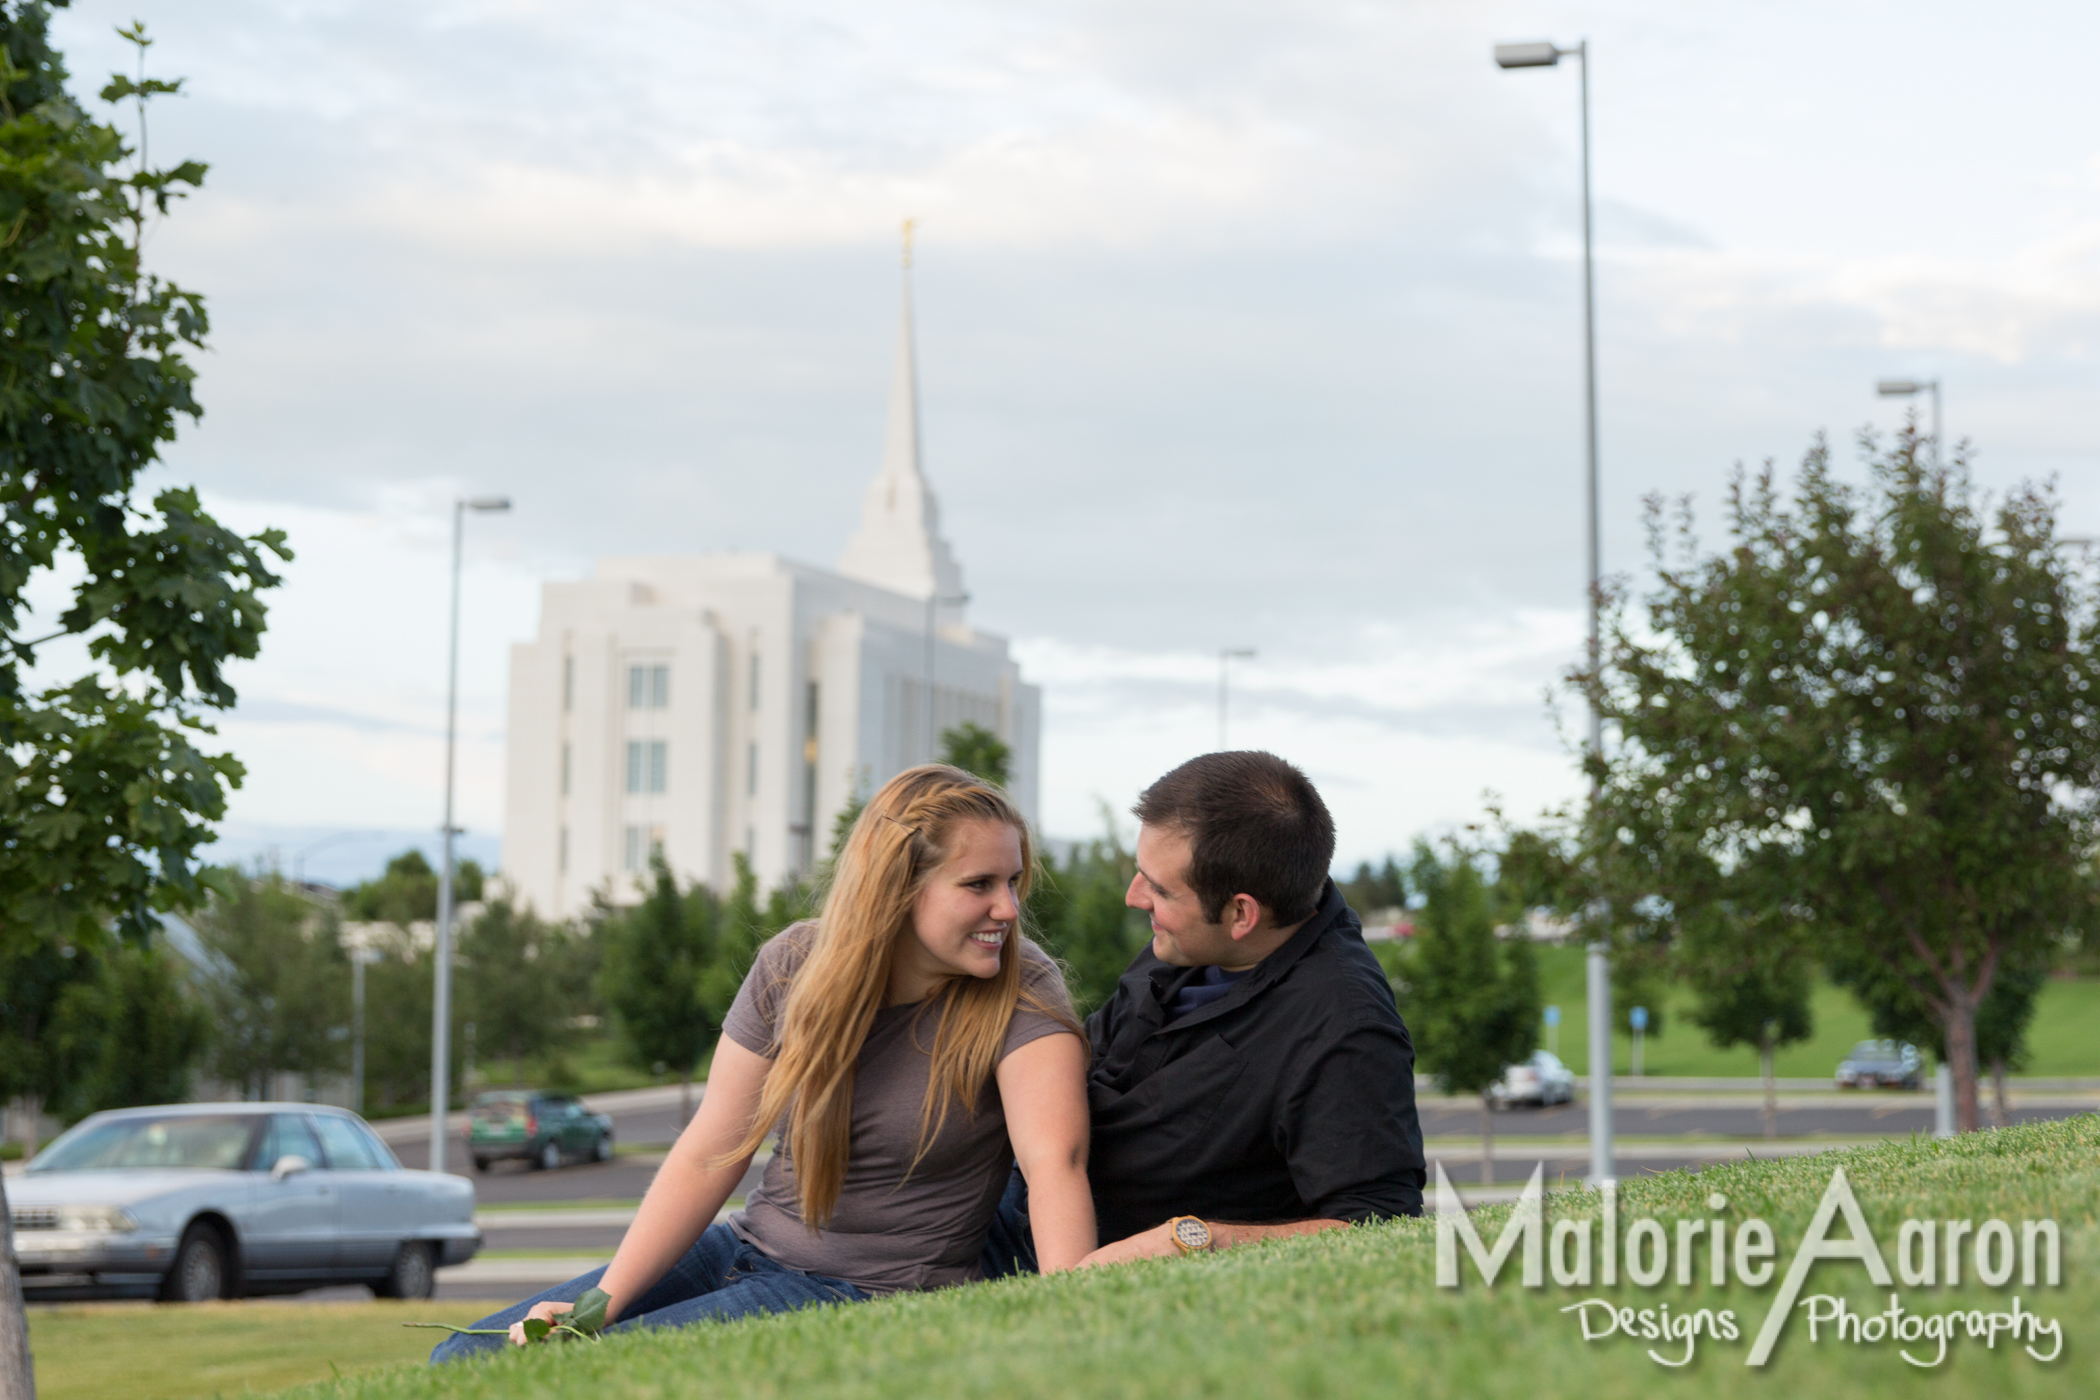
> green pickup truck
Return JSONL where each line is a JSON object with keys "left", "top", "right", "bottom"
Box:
{"left": 466, "top": 1090, "right": 615, "bottom": 1173}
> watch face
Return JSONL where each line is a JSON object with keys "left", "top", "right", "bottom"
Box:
{"left": 1173, "top": 1218, "right": 1209, "bottom": 1252}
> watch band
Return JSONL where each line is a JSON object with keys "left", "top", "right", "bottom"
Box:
{"left": 1167, "top": 1215, "right": 1213, "bottom": 1256}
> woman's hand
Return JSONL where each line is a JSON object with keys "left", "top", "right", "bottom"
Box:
{"left": 509, "top": 1299, "right": 574, "bottom": 1346}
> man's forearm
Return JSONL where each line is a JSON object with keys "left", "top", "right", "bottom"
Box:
{"left": 1210, "top": 1218, "right": 1346, "bottom": 1249}
{"left": 1077, "top": 1215, "right": 1349, "bottom": 1268}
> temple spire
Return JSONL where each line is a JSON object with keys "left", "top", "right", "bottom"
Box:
{"left": 838, "top": 220, "right": 966, "bottom": 612}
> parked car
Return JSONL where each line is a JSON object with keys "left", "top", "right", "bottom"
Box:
{"left": 1489, "top": 1050, "right": 1578, "bottom": 1107}
{"left": 467, "top": 1090, "right": 615, "bottom": 1173}
{"left": 8, "top": 1103, "right": 479, "bottom": 1303}
{"left": 1835, "top": 1040, "right": 1924, "bottom": 1090}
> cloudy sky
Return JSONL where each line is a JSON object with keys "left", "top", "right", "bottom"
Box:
{"left": 37, "top": 0, "right": 2100, "bottom": 882}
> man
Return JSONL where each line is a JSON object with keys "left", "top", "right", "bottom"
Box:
{"left": 987, "top": 750, "right": 1425, "bottom": 1272}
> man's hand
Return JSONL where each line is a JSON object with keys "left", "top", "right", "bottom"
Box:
{"left": 1077, "top": 1216, "right": 1348, "bottom": 1269}
{"left": 509, "top": 1300, "right": 574, "bottom": 1346}
{"left": 1076, "top": 1221, "right": 1179, "bottom": 1269}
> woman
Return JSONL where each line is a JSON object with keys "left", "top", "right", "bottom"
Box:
{"left": 431, "top": 765, "right": 1092, "bottom": 1360}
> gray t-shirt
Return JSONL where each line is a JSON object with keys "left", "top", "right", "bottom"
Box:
{"left": 722, "top": 923, "right": 1077, "bottom": 1294}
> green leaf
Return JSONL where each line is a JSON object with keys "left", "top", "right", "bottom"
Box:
{"left": 567, "top": 1287, "right": 612, "bottom": 1335}
{"left": 521, "top": 1317, "right": 553, "bottom": 1343}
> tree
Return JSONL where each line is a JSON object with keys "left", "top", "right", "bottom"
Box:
{"left": 598, "top": 856, "right": 719, "bottom": 1125}
{"left": 1583, "top": 432, "right": 2100, "bottom": 1131}
{"left": 1404, "top": 840, "right": 1539, "bottom": 1183}
{"left": 1340, "top": 856, "right": 1406, "bottom": 914}
{"left": 50, "top": 933, "right": 211, "bottom": 1119}
{"left": 0, "top": 935, "right": 97, "bottom": 1154}
{"left": 456, "top": 897, "right": 587, "bottom": 1078}
{"left": 191, "top": 871, "right": 347, "bottom": 1100}
{"left": 0, "top": 12, "right": 286, "bottom": 1390}
{"left": 357, "top": 931, "right": 459, "bottom": 1112}
{"left": 1682, "top": 922, "right": 1813, "bottom": 1139}
{"left": 341, "top": 848, "right": 484, "bottom": 924}
{"left": 1028, "top": 823, "right": 1147, "bottom": 1015}
{"left": 1834, "top": 949, "right": 2048, "bottom": 1129}
{"left": 939, "top": 721, "right": 1010, "bottom": 787}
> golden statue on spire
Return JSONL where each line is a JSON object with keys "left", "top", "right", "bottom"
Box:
{"left": 902, "top": 216, "right": 916, "bottom": 270}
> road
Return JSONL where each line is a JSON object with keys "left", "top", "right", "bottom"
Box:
{"left": 355, "top": 1081, "right": 2100, "bottom": 1302}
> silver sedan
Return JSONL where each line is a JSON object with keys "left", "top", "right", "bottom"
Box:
{"left": 8, "top": 1102, "right": 479, "bottom": 1301}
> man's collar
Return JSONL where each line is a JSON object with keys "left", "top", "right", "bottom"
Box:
{"left": 1141, "top": 881, "right": 1354, "bottom": 1031}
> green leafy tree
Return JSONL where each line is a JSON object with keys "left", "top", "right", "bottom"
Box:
{"left": 192, "top": 871, "right": 347, "bottom": 1100}
{"left": 1610, "top": 961, "right": 1669, "bottom": 1048}
{"left": 939, "top": 721, "right": 1011, "bottom": 787}
{"left": 0, "top": 13, "right": 287, "bottom": 1385}
{"left": 599, "top": 856, "right": 719, "bottom": 1125}
{"left": 1403, "top": 840, "right": 1540, "bottom": 1182}
{"left": 1682, "top": 924, "right": 1813, "bottom": 1139}
{"left": 340, "top": 848, "right": 484, "bottom": 924}
{"left": 1835, "top": 951, "right": 2048, "bottom": 1129}
{"left": 358, "top": 932, "right": 459, "bottom": 1112}
{"left": 1340, "top": 856, "right": 1406, "bottom": 915}
{"left": 0, "top": 935, "right": 97, "bottom": 1152}
{"left": 456, "top": 897, "right": 587, "bottom": 1080}
{"left": 1582, "top": 432, "right": 2100, "bottom": 1131}
{"left": 51, "top": 933, "right": 211, "bottom": 1119}
{"left": 1028, "top": 826, "right": 1146, "bottom": 1015}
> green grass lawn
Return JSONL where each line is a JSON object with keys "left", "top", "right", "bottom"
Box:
{"left": 195, "top": 1115, "right": 2099, "bottom": 1400}
{"left": 27, "top": 1300, "right": 501, "bottom": 1400}
{"left": 1522, "top": 945, "right": 2100, "bottom": 1079}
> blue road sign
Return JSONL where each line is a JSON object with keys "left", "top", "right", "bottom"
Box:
{"left": 1630, "top": 1005, "right": 1649, "bottom": 1032}
{"left": 1543, "top": 1005, "right": 1561, "bottom": 1027}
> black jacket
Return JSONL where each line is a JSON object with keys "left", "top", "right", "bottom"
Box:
{"left": 1085, "top": 882, "right": 1427, "bottom": 1243}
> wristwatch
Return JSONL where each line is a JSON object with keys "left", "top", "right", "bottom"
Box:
{"left": 1166, "top": 1216, "right": 1213, "bottom": 1255}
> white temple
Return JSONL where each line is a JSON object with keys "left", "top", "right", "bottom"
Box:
{"left": 501, "top": 240, "right": 1039, "bottom": 916}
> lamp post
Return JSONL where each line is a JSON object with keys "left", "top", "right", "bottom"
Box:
{"left": 1496, "top": 36, "right": 1612, "bottom": 1187}
{"left": 430, "top": 494, "right": 510, "bottom": 1177}
{"left": 923, "top": 590, "right": 971, "bottom": 758}
{"left": 1876, "top": 378, "right": 1942, "bottom": 468}
{"left": 1217, "top": 648, "right": 1256, "bottom": 751}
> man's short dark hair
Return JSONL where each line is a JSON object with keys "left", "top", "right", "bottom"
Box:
{"left": 1132, "top": 751, "right": 1335, "bottom": 926}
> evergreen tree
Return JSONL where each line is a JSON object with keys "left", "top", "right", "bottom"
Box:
{"left": 340, "top": 848, "right": 484, "bottom": 923}
{"left": 1028, "top": 831, "right": 1146, "bottom": 1015}
{"left": 52, "top": 934, "right": 211, "bottom": 1118}
{"left": 1405, "top": 840, "right": 1539, "bottom": 1183}
{"left": 1683, "top": 924, "right": 1813, "bottom": 1139}
{"left": 598, "top": 856, "right": 718, "bottom": 1125}
{"left": 192, "top": 870, "right": 346, "bottom": 1100}
{"left": 939, "top": 721, "right": 1011, "bottom": 787}
{"left": 456, "top": 897, "right": 584, "bottom": 1077}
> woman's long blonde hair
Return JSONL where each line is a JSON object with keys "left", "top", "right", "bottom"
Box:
{"left": 729, "top": 764, "right": 1073, "bottom": 1226}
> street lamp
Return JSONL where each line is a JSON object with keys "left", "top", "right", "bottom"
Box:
{"left": 430, "top": 494, "right": 510, "bottom": 1177}
{"left": 1876, "top": 378, "right": 1942, "bottom": 469}
{"left": 1218, "top": 648, "right": 1256, "bottom": 751}
{"left": 923, "top": 590, "right": 971, "bottom": 758}
{"left": 1496, "top": 36, "right": 1613, "bottom": 1188}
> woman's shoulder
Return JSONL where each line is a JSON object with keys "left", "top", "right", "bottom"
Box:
{"left": 724, "top": 922, "right": 820, "bottom": 1052}
{"left": 751, "top": 920, "right": 819, "bottom": 974}
{"left": 1012, "top": 936, "right": 1078, "bottom": 1020}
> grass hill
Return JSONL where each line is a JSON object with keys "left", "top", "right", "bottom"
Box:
{"left": 263, "top": 1114, "right": 2096, "bottom": 1400}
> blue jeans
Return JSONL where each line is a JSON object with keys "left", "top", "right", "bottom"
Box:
{"left": 977, "top": 1168, "right": 1039, "bottom": 1280}
{"left": 428, "top": 1221, "right": 869, "bottom": 1363}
